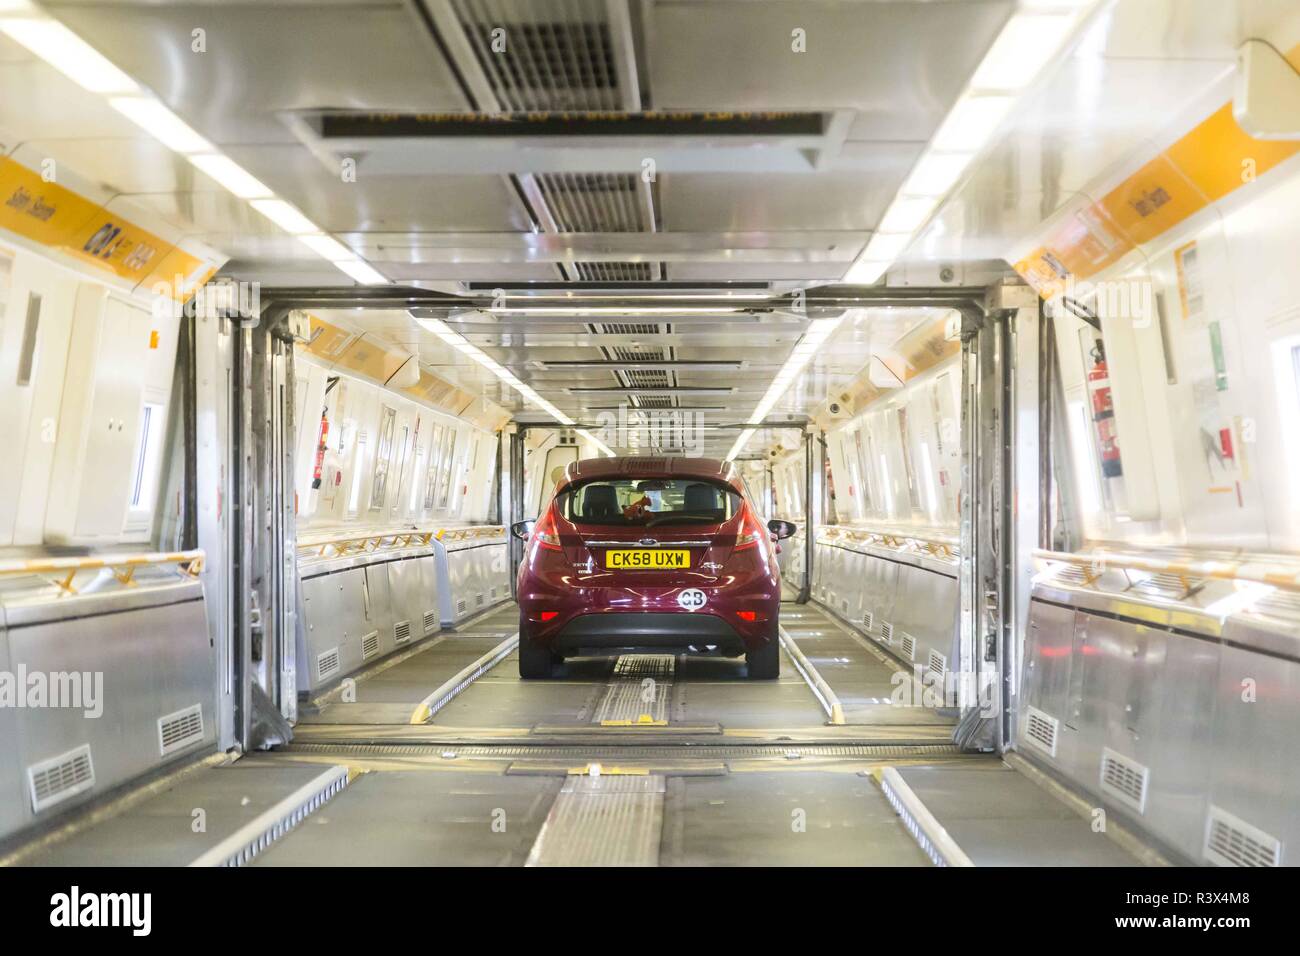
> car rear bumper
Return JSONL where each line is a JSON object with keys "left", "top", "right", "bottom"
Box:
{"left": 546, "top": 611, "right": 755, "bottom": 656}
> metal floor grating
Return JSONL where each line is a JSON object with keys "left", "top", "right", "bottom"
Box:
{"left": 282, "top": 742, "right": 964, "bottom": 760}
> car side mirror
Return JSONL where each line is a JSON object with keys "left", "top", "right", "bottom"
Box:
{"left": 510, "top": 520, "right": 535, "bottom": 541}
{"left": 767, "top": 519, "right": 797, "bottom": 540}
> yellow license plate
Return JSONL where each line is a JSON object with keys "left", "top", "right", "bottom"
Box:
{"left": 605, "top": 549, "right": 690, "bottom": 570}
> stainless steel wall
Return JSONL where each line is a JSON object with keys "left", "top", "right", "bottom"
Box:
{"left": 297, "top": 527, "right": 510, "bottom": 695}
{"left": 0, "top": 580, "right": 215, "bottom": 843}
{"left": 1020, "top": 571, "right": 1298, "bottom": 866}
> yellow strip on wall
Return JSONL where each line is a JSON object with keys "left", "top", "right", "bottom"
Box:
{"left": 1014, "top": 43, "right": 1300, "bottom": 297}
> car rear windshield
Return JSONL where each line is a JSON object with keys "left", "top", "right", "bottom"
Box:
{"left": 558, "top": 478, "right": 741, "bottom": 527}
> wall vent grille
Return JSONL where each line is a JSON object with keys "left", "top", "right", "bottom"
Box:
{"left": 362, "top": 631, "right": 381, "bottom": 659}
{"left": 1023, "top": 705, "right": 1059, "bottom": 758}
{"left": 1099, "top": 747, "right": 1149, "bottom": 814}
{"left": 476, "top": 592, "right": 485, "bottom": 607}
{"left": 927, "top": 650, "right": 947, "bottom": 675}
{"left": 456, "top": 598, "right": 468, "bottom": 615}
{"left": 881, "top": 622, "right": 894, "bottom": 643}
{"left": 394, "top": 620, "right": 411, "bottom": 644}
{"left": 862, "top": 610, "right": 874, "bottom": 629}
{"left": 423, "top": 610, "right": 438, "bottom": 634}
{"left": 1204, "top": 806, "right": 1282, "bottom": 867}
{"left": 900, "top": 634, "right": 916, "bottom": 660}
{"left": 28, "top": 744, "right": 95, "bottom": 813}
{"left": 158, "top": 704, "right": 205, "bottom": 757}
{"left": 317, "top": 647, "right": 341, "bottom": 682}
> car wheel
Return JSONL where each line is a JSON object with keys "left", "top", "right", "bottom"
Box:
{"left": 518, "top": 628, "right": 556, "bottom": 680}
{"left": 745, "top": 633, "right": 780, "bottom": 680}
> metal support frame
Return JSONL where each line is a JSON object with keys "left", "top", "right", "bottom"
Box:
{"left": 799, "top": 427, "right": 816, "bottom": 604}
{"left": 508, "top": 425, "right": 527, "bottom": 599}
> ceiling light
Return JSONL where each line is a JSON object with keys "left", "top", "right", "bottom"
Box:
{"left": 188, "top": 153, "right": 273, "bottom": 199}
{"left": 486, "top": 306, "right": 743, "bottom": 316}
{"left": 333, "top": 258, "right": 387, "bottom": 285}
{"left": 878, "top": 195, "right": 941, "bottom": 233}
{"left": 931, "top": 94, "right": 1014, "bottom": 152}
{"left": 863, "top": 232, "right": 915, "bottom": 261}
{"left": 842, "top": 259, "right": 890, "bottom": 285}
{"left": 726, "top": 428, "right": 757, "bottom": 461}
{"left": 970, "top": 14, "right": 1076, "bottom": 91}
{"left": 250, "top": 199, "right": 320, "bottom": 235}
{"left": 576, "top": 429, "right": 615, "bottom": 458}
{"left": 109, "top": 96, "right": 211, "bottom": 153}
{"left": 0, "top": 18, "right": 139, "bottom": 93}
{"left": 900, "top": 152, "right": 975, "bottom": 197}
{"left": 297, "top": 234, "right": 355, "bottom": 261}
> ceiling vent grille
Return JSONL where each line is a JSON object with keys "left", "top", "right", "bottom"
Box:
{"left": 362, "top": 631, "right": 381, "bottom": 659}
{"left": 1204, "top": 806, "right": 1282, "bottom": 867}
{"left": 622, "top": 368, "right": 671, "bottom": 389}
{"left": 394, "top": 620, "right": 412, "bottom": 644}
{"left": 28, "top": 744, "right": 95, "bottom": 813}
{"left": 1023, "top": 705, "right": 1059, "bottom": 758}
{"left": 451, "top": 0, "right": 620, "bottom": 111}
{"left": 633, "top": 395, "right": 673, "bottom": 409}
{"left": 158, "top": 704, "right": 205, "bottom": 757}
{"left": 536, "top": 173, "right": 645, "bottom": 232}
{"left": 424, "top": 609, "right": 438, "bottom": 634}
{"left": 593, "top": 322, "right": 663, "bottom": 335}
{"left": 572, "top": 261, "right": 658, "bottom": 282}
{"left": 610, "top": 345, "right": 666, "bottom": 363}
{"left": 317, "top": 647, "right": 341, "bottom": 682}
{"left": 1099, "top": 747, "right": 1150, "bottom": 813}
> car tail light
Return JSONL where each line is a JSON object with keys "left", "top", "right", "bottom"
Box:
{"left": 531, "top": 508, "right": 562, "bottom": 552}
{"left": 736, "top": 610, "right": 761, "bottom": 622}
{"left": 539, "top": 610, "right": 559, "bottom": 622}
{"left": 733, "top": 505, "right": 768, "bottom": 552}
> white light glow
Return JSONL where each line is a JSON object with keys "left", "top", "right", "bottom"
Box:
{"left": 863, "top": 232, "right": 916, "bottom": 262}
{"left": 576, "top": 429, "right": 616, "bottom": 457}
{"left": 900, "top": 152, "right": 975, "bottom": 197}
{"left": 297, "top": 234, "right": 355, "bottom": 261}
{"left": 486, "top": 306, "right": 743, "bottom": 316}
{"left": 0, "top": 18, "right": 138, "bottom": 93}
{"left": 878, "top": 195, "right": 941, "bottom": 234}
{"left": 333, "top": 257, "right": 388, "bottom": 285}
{"left": 250, "top": 198, "right": 320, "bottom": 235}
{"left": 841, "top": 259, "right": 890, "bottom": 285}
{"left": 109, "top": 96, "right": 211, "bottom": 153}
{"left": 931, "top": 95, "right": 1014, "bottom": 152}
{"left": 188, "top": 153, "right": 273, "bottom": 199}
{"left": 970, "top": 14, "right": 1076, "bottom": 91}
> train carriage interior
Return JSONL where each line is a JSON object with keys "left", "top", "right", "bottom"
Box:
{"left": 0, "top": 0, "right": 1298, "bottom": 891}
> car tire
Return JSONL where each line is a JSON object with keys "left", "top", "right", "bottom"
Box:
{"left": 745, "top": 633, "right": 780, "bottom": 680}
{"left": 518, "top": 630, "right": 556, "bottom": 680}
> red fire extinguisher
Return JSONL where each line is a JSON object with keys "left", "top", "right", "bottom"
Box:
{"left": 311, "top": 409, "right": 329, "bottom": 489}
{"left": 1087, "top": 343, "right": 1123, "bottom": 478}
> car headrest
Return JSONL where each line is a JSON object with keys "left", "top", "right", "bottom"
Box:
{"left": 684, "top": 483, "right": 721, "bottom": 513}
{"left": 582, "top": 484, "right": 619, "bottom": 518}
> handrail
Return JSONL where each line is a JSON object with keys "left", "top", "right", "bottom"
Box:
{"left": 1034, "top": 547, "right": 1300, "bottom": 594}
{"left": 297, "top": 525, "right": 506, "bottom": 559}
{"left": 0, "top": 549, "right": 205, "bottom": 596}
{"left": 819, "top": 524, "right": 960, "bottom": 559}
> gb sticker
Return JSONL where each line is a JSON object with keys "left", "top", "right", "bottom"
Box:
{"left": 677, "top": 588, "right": 708, "bottom": 611}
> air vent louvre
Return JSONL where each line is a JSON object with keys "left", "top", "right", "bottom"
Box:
{"left": 1204, "top": 806, "right": 1282, "bottom": 867}
{"left": 862, "top": 610, "right": 874, "bottom": 629}
{"left": 1023, "top": 705, "right": 1059, "bottom": 758}
{"left": 1099, "top": 747, "right": 1149, "bottom": 813}
{"left": 1134, "top": 572, "right": 1207, "bottom": 599}
{"left": 927, "top": 650, "right": 947, "bottom": 675}
{"left": 452, "top": 0, "right": 619, "bottom": 111}
{"left": 622, "top": 368, "right": 671, "bottom": 389}
{"left": 574, "top": 261, "right": 657, "bottom": 283}
{"left": 456, "top": 598, "right": 468, "bottom": 615}
{"left": 476, "top": 593, "right": 485, "bottom": 607}
{"left": 595, "top": 322, "right": 661, "bottom": 335}
{"left": 362, "top": 631, "right": 381, "bottom": 659}
{"left": 633, "top": 396, "right": 673, "bottom": 409}
{"left": 158, "top": 704, "right": 205, "bottom": 757}
{"left": 900, "top": 634, "right": 916, "bottom": 660}
{"left": 423, "top": 610, "right": 438, "bottom": 634}
{"left": 317, "top": 647, "right": 341, "bottom": 682}
{"left": 28, "top": 744, "right": 95, "bottom": 813}
{"left": 610, "top": 346, "right": 666, "bottom": 363}
{"left": 881, "top": 622, "right": 894, "bottom": 643}
{"left": 394, "top": 620, "right": 411, "bottom": 644}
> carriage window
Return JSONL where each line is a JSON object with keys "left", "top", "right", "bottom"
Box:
{"left": 436, "top": 429, "right": 457, "bottom": 509}
{"left": 370, "top": 405, "right": 397, "bottom": 509}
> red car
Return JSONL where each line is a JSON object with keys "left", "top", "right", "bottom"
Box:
{"left": 511, "top": 457, "right": 796, "bottom": 680}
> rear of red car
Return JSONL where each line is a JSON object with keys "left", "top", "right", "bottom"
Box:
{"left": 514, "top": 458, "right": 789, "bottom": 679}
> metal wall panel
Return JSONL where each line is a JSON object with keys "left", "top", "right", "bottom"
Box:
{"left": 2, "top": 592, "right": 214, "bottom": 839}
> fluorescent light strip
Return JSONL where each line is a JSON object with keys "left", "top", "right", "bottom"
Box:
{"left": 728, "top": 318, "right": 843, "bottom": 460}
{"left": 3, "top": 12, "right": 388, "bottom": 287}
{"left": 0, "top": 18, "right": 139, "bottom": 93}
{"left": 486, "top": 306, "right": 743, "bottom": 316}
{"left": 413, "top": 315, "right": 576, "bottom": 429}
{"left": 842, "top": 3, "right": 1095, "bottom": 285}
